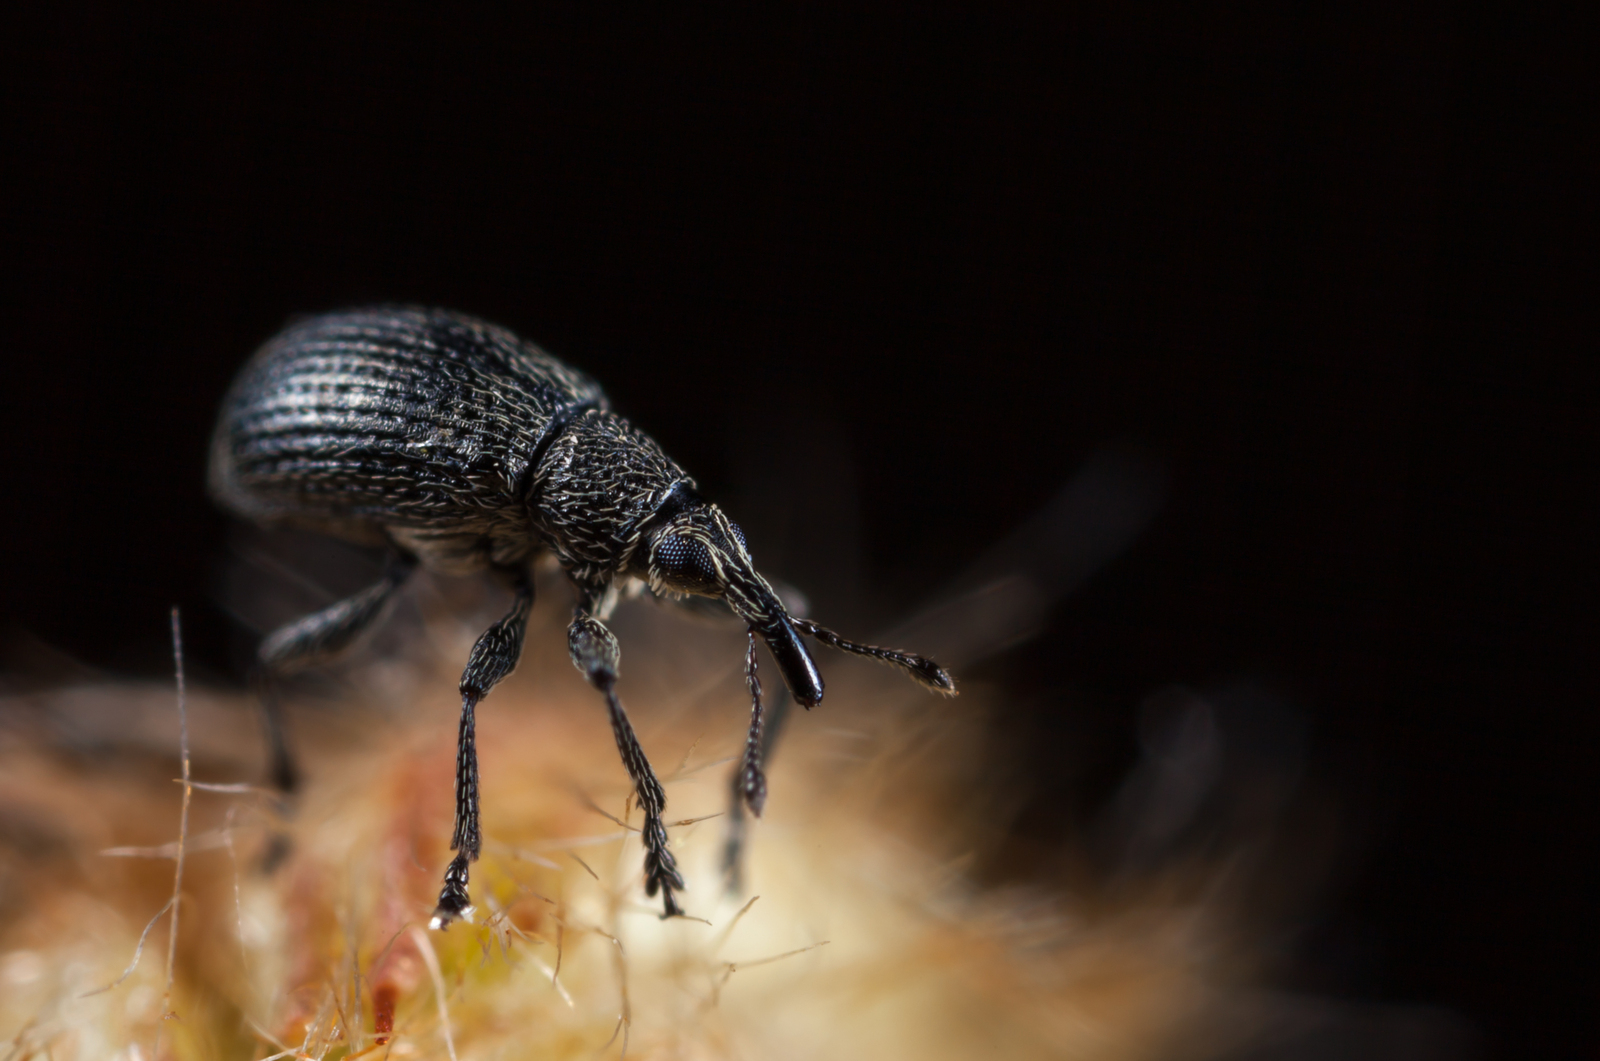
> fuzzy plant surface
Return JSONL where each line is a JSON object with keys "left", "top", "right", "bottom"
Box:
{"left": 0, "top": 599, "right": 1414, "bottom": 1061}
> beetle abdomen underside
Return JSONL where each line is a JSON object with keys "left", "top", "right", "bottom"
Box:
{"left": 210, "top": 307, "right": 607, "bottom": 535}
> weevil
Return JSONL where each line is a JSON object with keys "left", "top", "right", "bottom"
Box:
{"left": 210, "top": 306, "right": 955, "bottom": 924}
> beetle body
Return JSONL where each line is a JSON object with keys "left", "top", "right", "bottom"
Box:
{"left": 211, "top": 306, "right": 953, "bottom": 923}
{"left": 215, "top": 308, "right": 652, "bottom": 581}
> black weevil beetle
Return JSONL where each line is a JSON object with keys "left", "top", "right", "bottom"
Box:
{"left": 210, "top": 306, "right": 955, "bottom": 924}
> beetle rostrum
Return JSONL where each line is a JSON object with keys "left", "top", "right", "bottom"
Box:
{"left": 210, "top": 306, "right": 955, "bottom": 924}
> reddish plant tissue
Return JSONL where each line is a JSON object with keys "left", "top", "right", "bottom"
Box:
{"left": 372, "top": 984, "right": 397, "bottom": 1045}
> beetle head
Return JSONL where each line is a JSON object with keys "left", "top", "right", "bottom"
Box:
{"left": 645, "top": 500, "right": 824, "bottom": 707}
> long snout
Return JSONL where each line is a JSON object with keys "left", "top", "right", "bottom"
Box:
{"left": 726, "top": 578, "right": 824, "bottom": 707}
{"left": 758, "top": 612, "right": 824, "bottom": 707}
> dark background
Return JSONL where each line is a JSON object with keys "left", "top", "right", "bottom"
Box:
{"left": 2, "top": 2, "right": 1591, "bottom": 1055}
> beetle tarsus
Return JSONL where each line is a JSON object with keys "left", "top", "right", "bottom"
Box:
{"left": 431, "top": 853, "right": 474, "bottom": 928}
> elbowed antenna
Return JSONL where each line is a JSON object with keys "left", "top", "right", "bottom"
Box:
{"left": 788, "top": 616, "right": 958, "bottom": 696}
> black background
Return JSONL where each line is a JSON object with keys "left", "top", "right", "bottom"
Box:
{"left": 2, "top": 3, "right": 1591, "bottom": 1055}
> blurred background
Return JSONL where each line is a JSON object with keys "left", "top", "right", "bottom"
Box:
{"left": 0, "top": 2, "right": 1590, "bottom": 1056}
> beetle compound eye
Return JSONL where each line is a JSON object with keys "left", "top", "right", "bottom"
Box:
{"left": 654, "top": 533, "right": 692, "bottom": 573}
{"left": 728, "top": 522, "right": 749, "bottom": 556}
{"left": 655, "top": 533, "right": 717, "bottom": 588}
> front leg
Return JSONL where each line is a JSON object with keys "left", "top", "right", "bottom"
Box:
{"left": 723, "top": 660, "right": 796, "bottom": 893}
{"left": 431, "top": 572, "right": 534, "bottom": 929}
{"left": 569, "top": 604, "right": 685, "bottom": 918}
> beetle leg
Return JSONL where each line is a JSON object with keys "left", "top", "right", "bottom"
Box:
{"left": 432, "top": 571, "right": 535, "bottom": 929}
{"left": 737, "top": 630, "right": 768, "bottom": 816}
{"left": 252, "top": 552, "right": 418, "bottom": 792}
{"left": 568, "top": 606, "right": 685, "bottom": 918}
{"left": 721, "top": 639, "right": 798, "bottom": 893}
